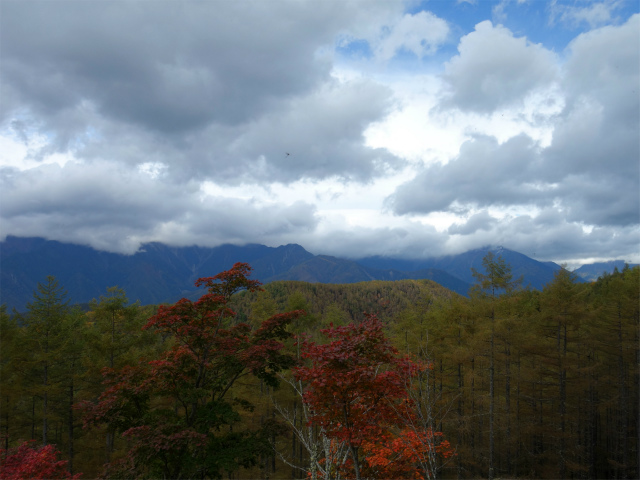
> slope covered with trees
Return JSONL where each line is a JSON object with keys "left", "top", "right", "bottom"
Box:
{"left": 1, "top": 258, "right": 637, "bottom": 479}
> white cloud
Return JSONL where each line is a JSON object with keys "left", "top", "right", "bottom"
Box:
{"left": 374, "top": 11, "right": 450, "bottom": 61}
{"left": 442, "top": 21, "right": 559, "bottom": 113}
{"left": 335, "top": 8, "right": 450, "bottom": 64}
{"left": 551, "top": 0, "right": 624, "bottom": 28}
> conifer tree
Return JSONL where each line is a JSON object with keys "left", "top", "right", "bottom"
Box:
{"left": 0, "top": 305, "right": 20, "bottom": 451}
{"left": 537, "top": 267, "right": 584, "bottom": 477}
{"left": 470, "top": 252, "right": 521, "bottom": 480}
{"left": 88, "top": 287, "right": 147, "bottom": 370}
{"left": 588, "top": 266, "right": 639, "bottom": 478}
{"left": 23, "top": 276, "right": 71, "bottom": 446}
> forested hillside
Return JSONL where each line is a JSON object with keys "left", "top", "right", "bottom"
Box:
{"left": 1, "top": 257, "right": 638, "bottom": 479}
{"left": 230, "top": 278, "right": 457, "bottom": 326}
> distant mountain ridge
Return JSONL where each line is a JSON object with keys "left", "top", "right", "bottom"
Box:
{"left": 356, "top": 245, "right": 564, "bottom": 291}
{"left": 574, "top": 260, "right": 639, "bottom": 282}
{"left": 266, "top": 255, "right": 471, "bottom": 294}
{"left": 0, "top": 237, "right": 315, "bottom": 311}
{"left": 0, "top": 236, "right": 620, "bottom": 312}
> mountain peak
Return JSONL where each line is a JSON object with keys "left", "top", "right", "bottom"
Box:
{"left": 1, "top": 237, "right": 625, "bottom": 312}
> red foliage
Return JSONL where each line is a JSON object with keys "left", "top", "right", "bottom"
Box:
{"left": 80, "top": 362, "right": 151, "bottom": 432}
{"left": 294, "top": 314, "right": 415, "bottom": 447}
{"left": 0, "top": 441, "right": 81, "bottom": 480}
{"left": 362, "top": 428, "right": 454, "bottom": 479}
{"left": 80, "top": 262, "right": 304, "bottom": 479}
{"left": 294, "top": 314, "right": 453, "bottom": 479}
{"left": 194, "top": 262, "right": 262, "bottom": 300}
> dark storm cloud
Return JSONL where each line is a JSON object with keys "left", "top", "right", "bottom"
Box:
{"left": 388, "top": 14, "right": 639, "bottom": 231}
{"left": 1, "top": 1, "right": 331, "bottom": 131}
{"left": 1, "top": 1, "right": 400, "bottom": 183}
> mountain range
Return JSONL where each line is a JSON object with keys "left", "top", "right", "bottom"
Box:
{"left": 1, "top": 236, "right": 633, "bottom": 312}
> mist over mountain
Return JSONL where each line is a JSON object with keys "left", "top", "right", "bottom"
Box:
{"left": 0, "top": 236, "right": 616, "bottom": 313}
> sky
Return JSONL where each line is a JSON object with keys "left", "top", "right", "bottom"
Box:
{"left": 1, "top": 0, "right": 638, "bottom": 267}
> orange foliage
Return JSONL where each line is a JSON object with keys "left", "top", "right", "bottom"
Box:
{"left": 362, "top": 427, "right": 454, "bottom": 479}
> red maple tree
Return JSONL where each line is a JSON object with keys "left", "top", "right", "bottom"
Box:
{"left": 294, "top": 314, "right": 452, "bottom": 480}
{"left": 82, "top": 262, "right": 304, "bottom": 479}
{"left": 0, "top": 440, "right": 81, "bottom": 480}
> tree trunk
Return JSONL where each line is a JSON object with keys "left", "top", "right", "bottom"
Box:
{"left": 457, "top": 362, "right": 463, "bottom": 480}
{"left": 68, "top": 379, "right": 74, "bottom": 475}
{"left": 3, "top": 396, "right": 9, "bottom": 452}
{"left": 558, "top": 321, "right": 566, "bottom": 478}
{"left": 505, "top": 340, "right": 511, "bottom": 475}
{"left": 489, "top": 307, "right": 495, "bottom": 480}
{"left": 31, "top": 396, "right": 36, "bottom": 440}
{"left": 617, "top": 309, "right": 628, "bottom": 479}
{"left": 43, "top": 364, "right": 48, "bottom": 446}
{"left": 349, "top": 444, "right": 361, "bottom": 480}
{"left": 292, "top": 400, "right": 297, "bottom": 479}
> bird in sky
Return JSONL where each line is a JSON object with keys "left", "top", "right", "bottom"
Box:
{"left": 285, "top": 152, "right": 290, "bottom": 156}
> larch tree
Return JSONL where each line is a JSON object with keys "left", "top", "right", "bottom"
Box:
{"left": 84, "top": 286, "right": 154, "bottom": 464}
{"left": 22, "top": 276, "right": 71, "bottom": 447}
{"left": 470, "top": 252, "right": 521, "bottom": 480}
{"left": 537, "top": 267, "right": 585, "bottom": 477}
{"left": 0, "top": 305, "right": 20, "bottom": 452}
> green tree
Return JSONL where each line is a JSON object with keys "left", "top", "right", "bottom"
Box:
{"left": 57, "top": 306, "right": 86, "bottom": 476}
{"left": 87, "top": 287, "right": 147, "bottom": 370}
{"left": 250, "top": 290, "right": 278, "bottom": 324}
{"left": 83, "top": 286, "right": 156, "bottom": 465}
{"left": 470, "top": 252, "right": 521, "bottom": 480}
{"left": 321, "top": 302, "right": 350, "bottom": 327}
{"left": 0, "top": 305, "right": 21, "bottom": 451}
{"left": 22, "top": 276, "right": 71, "bottom": 446}
{"left": 537, "top": 268, "right": 585, "bottom": 477}
{"left": 587, "top": 266, "right": 639, "bottom": 478}
{"left": 5, "top": 277, "right": 88, "bottom": 474}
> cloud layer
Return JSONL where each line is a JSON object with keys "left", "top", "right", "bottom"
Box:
{"left": 386, "top": 13, "right": 639, "bottom": 254}
{"left": 1, "top": 1, "right": 638, "bottom": 266}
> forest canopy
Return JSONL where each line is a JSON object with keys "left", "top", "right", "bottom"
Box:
{"left": 1, "top": 258, "right": 638, "bottom": 479}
